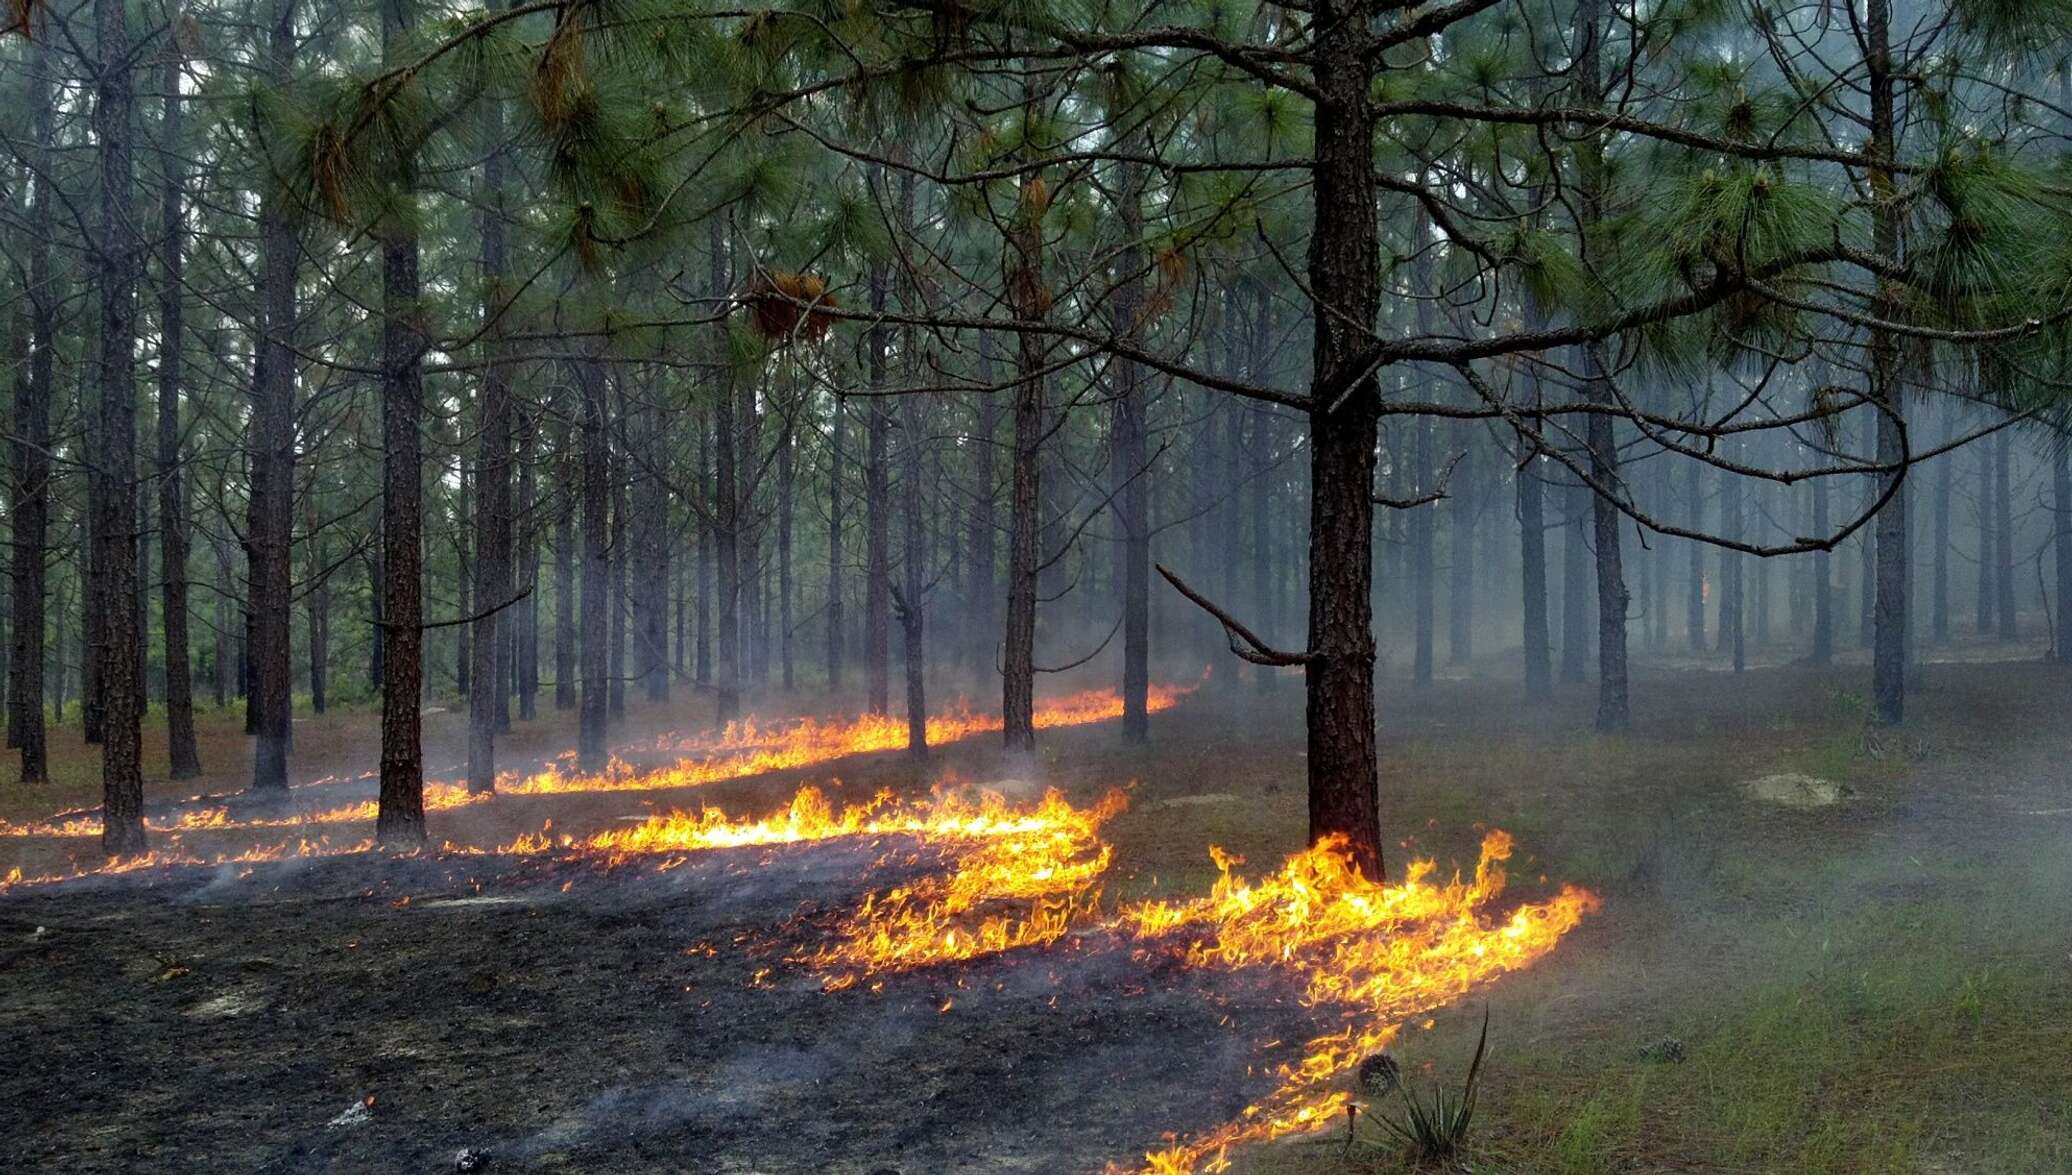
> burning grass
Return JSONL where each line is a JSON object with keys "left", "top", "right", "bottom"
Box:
{"left": 0, "top": 684, "right": 1190, "bottom": 845}
{"left": 0, "top": 761, "right": 1598, "bottom": 1173}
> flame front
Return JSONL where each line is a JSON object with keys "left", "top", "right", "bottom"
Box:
{"left": 0, "top": 685, "right": 1187, "bottom": 842}
{"left": 1116, "top": 831, "right": 1599, "bottom": 1172}
{"left": 0, "top": 684, "right": 1596, "bottom": 1175}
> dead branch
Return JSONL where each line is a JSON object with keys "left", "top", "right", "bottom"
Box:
{"left": 1374, "top": 450, "right": 1466, "bottom": 509}
{"left": 1156, "top": 563, "right": 1314, "bottom": 666}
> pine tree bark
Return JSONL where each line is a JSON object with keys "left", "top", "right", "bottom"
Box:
{"left": 1866, "top": 0, "right": 1910, "bottom": 725}
{"left": 1993, "top": 426, "right": 2016, "bottom": 640}
{"left": 154, "top": 51, "right": 201, "bottom": 778}
{"left": 2055, "top": 434, "right": 2071, "bottom": 660}
{"left": 1301, "top": 5, "right": 1386, "bottom": 878}
{"left": 1518, "top": 449, "right": 1553, "bottom": 703}
{"left": 247, "top": 0, "right": 299, "bottom": 792}
{"left": 1685, "top": 460, "right": 1706, "bottom": 651}
{"left": 825, "top": 394, "right": 844, "bottom": 691}
{"left": 898, "top": 396, "right": 928, "bottom": 757}
{"left": 8, "top": 20, "right": 54, "bottom": 782}
{"left": 554, "top": 476, "right": 576, "bottom": 710}
{"left": 516, "top": 410, "right": 539, "bottom": 720}
{"left": 306, "top": 507, "right": 328, "bottom": 715}
{"left": 1811, "top": 462, "right": 1834, "bottom": 665}
{"left": 695, "top": 404, "right": 712, "bottom": 687}
{"left": 607, "top": 383, "right": 629, "bottom": 722}
{"left": 968, "top": 340, "right": 999, "bottom": 685}
{"left": 375, "top": 0, "right": 428, "bottom": 848}
{"left": 468, "top": 81, "right": 513, "bottom": 794}
{"left": 1571, "top": 0, "right": 1630, "bottom": 729}
{"left": 710, "top": 229, "right": 740, "bottom": 724}
{"left": 577, "top": 354, "right": 611, "bottom": 769}
{"left": 777, "top": 412, "right": 795, "bottom": 693}
{"left": 1001, "top": 168, "right": 1048, "bottom": 752}
{"left": 1112, "top": 151, "right": 1152, "bottom": 740}
{"left": 864, "top": 254, "right": 892, "bottom": 716}
{"left": 1447, "top": 436, "right": 1475, "bottom": 666}
{"left": 1559, "top": 480, "right": 1589, "bottom": 682}
{"left": 94, "top": 0, "right": 147, "bottom": 854}
{"left": 1720, "top": 464, "right": 1745, "bottom": 672}
{"left": 1410, "top": 414, "right": 1435, "bottom": 688}
{"left": 1930, "top": 399, "right": 1951, "bottom": 643}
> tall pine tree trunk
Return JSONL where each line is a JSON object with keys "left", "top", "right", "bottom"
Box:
{"left": 468, "top": 74, "right": 513, "bottom": 794}
{"left": 864, "top": 257, "right": 892, "bottom": 715}
{"left": 825, "top": 395, "right": 844, "bottom": 692}
{"left": 9, "top": 18, "right": 54, "bottom": 782}
{"left": 968, "top": 342, "right": 999, "bottom": 686}
{"left": 1865, "top": 0, "right": 1910, "bottom": 725}
{"left": 577, "top": 354, "right": 611, "bottom": 768}
{"left": 1001, "top": 170, "right": 1047, "bottom": 752}
{"left": 375, "top": 0, "right": 427, "bottom": 848}
{"left": 155, "top": 50, "right": 200, "bottom": 778}
{"left": 710, "top": 230, "right": 740, "bottom": 725}
{"left": 247, "top": 0, "right": 299, "bottom": 793}
{"left": 1112, "top": 167, "right": 1151, "bottom": 741}
{"left": 1993, "top": 426, "right": 2016, "bottom": 640}
{"left": 95, "top": 0, "right": 147, "bottom": 854}
{"left": 1301, "top": 7, "right": 1386, "bottom": 878}
{"left": 899, "top": 397, "right": 928, "bottom": 757}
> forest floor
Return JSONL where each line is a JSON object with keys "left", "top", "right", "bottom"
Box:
{"left": 2, "top": 638, "right": 2070, "bottom": 1173}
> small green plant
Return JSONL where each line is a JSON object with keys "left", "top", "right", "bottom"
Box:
{"left": 1364, "top": 1008, "right": 1490, "bottom": 1166}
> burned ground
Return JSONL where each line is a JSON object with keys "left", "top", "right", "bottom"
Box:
{"left": 4, "top": 654, "right": 2072, "bottom": 1173}
{"left": 0, "top": 841, "right": 1326, "bottom": 1174}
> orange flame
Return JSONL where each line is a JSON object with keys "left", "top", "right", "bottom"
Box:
{"left": 0, "top": 686, "right": 1188, "bottom": 842}
{"left": 1116, "top": 831, "right": 1598, "bottom": 1172}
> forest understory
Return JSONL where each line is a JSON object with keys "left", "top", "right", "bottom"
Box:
{"left": 3, "top": 647, "right": 2068, "bottom": 1174}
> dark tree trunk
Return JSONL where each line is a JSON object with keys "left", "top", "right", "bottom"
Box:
{"left": 1584, "top": 377, "right": 1629, "bottom": 725}
{"left": 1113, "top": 153, "right": 1151, "bottom": 740}
{"left": 247, "top": 0, "right": 299, "bottom": 793}
{"left": 2055, "top": 433, "right": 2072, "bottom": 660}
{"left": 1993, "top": 426, "right": 2017, "bottom": 640}
{"left": 898, "top": 397, "right": 928, "bottom": 757}
{"left": 1720, "top": 464, "right": 1745, "bottom": 672}
{"left": 577, "top": 355, "right": 611, "bottom": 769}
{"left": 1447, "top": 435, "right": 1475, "bottom": 666}
{"left": 212, "top": 538, "right": 232, "bottom": 709}
{"left": 95, "top": 0, "right": 147, "bottom": 855}
{"left": 695, "top": 404, "right": 712, "bottom": 687}
{"left": 375, "top": 0, "right": 427, "bottom": 849}
{"left": 1975, "top": 424, "right": 1994, "bottom": 636}
{"left": 516, "top": 410, "right": 539, "bottom": 720}
{"left": 1931, "top": 400, "right": 1951, "bottom": 644}
{"left": 1812, "top": 463, "right": 1834, "bottom": 665}
{"left": 468, "top": 78, "right": 513, "bottom": 793}
{"left": 1300, "top": 7, "right": 1385, "bottom": 879}
{"left": 307, "top": 522, "right": 328, "bottom": 715}
{"left": 864, "top": 258, "right": 892, "bottom": 716}
{"left": 778, "top": 413, "right": 795, "bottom": 693}
{"left": 968, "top": 341, "right": 999, "bottom": 686}
{"left": 1559, "top": 480, "right": 1588, "bottom": 683}
{"left": 710, "top": 230, "right": 740, "bottom": 724}
{"left": 1410, "top": 415, "right": 1435, "bottom": 688}
{"left": 9, "top": 21, "right": 54, "bottom": 782}
{"left": 1685, "top": 460, "right": 1705, "bottom": 651}
{"left": 155, "top": 51, "right": 200, "bottom": 779}
{"left": 1001, "top": 178, "right": 1046, "bottom": 752}
{"left": 607, "top": 384, "right": 628, "bottom": 722}
{"left": 825, "top": 394, "right": 844, "bottom": 692}
{"left": 1571, "top": 3, "right": 1629, "bottom": 729}
{"left": 1866, "top": 0, "right": 1908, "bottom": 724}
{"left": 554, "top": 483, "right": 576, "bottom": 710}
{"left": 1519, "top": 450, "right": 1553, "bottom": 704}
